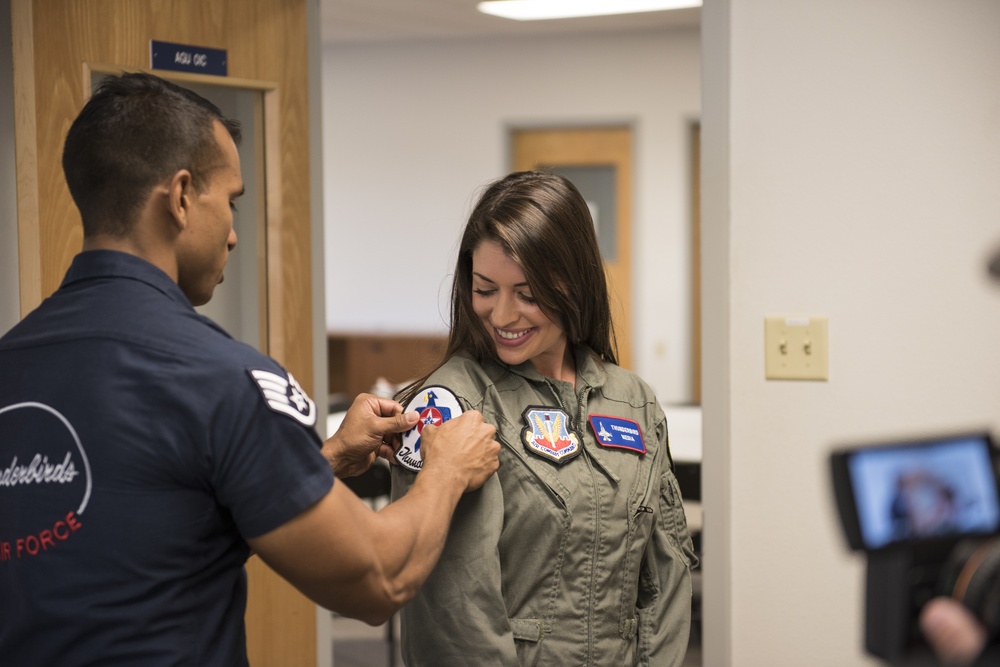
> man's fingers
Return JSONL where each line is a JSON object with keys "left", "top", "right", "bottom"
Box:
{"left": 365, "top": 395, "right": 404, "bottom": 418}
{"left": 376, "top": 443, "right": 397, "bottom": 461}
{"left": 416, "top": 411, "right": 500, "bottom": 492}
{"left": 382, "top": 410, "right": 419, "bottom": 434}
{"left": 348, "top": 394, "right": 416, "bottom": 436}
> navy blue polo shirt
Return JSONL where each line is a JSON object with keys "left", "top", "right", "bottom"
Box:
{"left": 0, "top": 250, "right": 335, "bottom": 666}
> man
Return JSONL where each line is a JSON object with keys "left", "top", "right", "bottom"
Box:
{"left": 0, "top": 72, "right": 500, "bottom": 665}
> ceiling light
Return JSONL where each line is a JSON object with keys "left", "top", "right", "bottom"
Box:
{"left": 477, "top": 0, "right": 701, "bottom": 21}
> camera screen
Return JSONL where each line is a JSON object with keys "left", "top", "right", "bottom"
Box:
{"left": 847, "top": 434, "right": 1000, "bottom": 549}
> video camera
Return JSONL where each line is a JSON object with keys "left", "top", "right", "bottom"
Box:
{"left": 830, "top": 431, "right": 1000, "bottom": 664}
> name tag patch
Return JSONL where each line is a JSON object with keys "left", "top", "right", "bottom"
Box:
{"left": 589, "top": 415, "right": 646, "bottom": 454}
{"left": 521, "top": 406, "right": 581, "bottom": 465}
{"left": 396, "top": 386, "right": 463, "bottom": 472}
{"left": 249, "top": 369, "right": 316, "bottom": 427}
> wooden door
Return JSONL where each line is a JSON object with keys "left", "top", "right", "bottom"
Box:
{"left": 512, "top": 127, "right": 634, "bottom": 369}
{"left": 11, "top": 1, "right": 317, "bottom": 664}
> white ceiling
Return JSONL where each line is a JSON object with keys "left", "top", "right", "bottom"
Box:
{"left": 320, "top": 0, "right": 701, "bottom": 45}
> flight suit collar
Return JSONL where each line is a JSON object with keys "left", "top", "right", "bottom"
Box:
{"left": 494, "top": 345, "right": 622, "bottom": 481}
{"left": 495, "top": 344, "right": 608, "bottom": 390}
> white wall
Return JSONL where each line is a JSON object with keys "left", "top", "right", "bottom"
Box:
{"left": 702, "top": 1, "right": 1000, "bottom": 665}
{"left": 321, "top": 28, "right": 701, "bottom": 403}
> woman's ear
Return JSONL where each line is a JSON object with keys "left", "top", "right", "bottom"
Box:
{"left": 166, "top": 169, "right": 194, "bottom": 230}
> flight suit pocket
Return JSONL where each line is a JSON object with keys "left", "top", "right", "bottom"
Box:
{"left": 619, "top": 498, "right": 656, "bottom": 639}
{"left": 658, "top": 471, "right": 698, "bottom": 568}
{"left": 510, "top": 617, "right": 543, "bottom": 642}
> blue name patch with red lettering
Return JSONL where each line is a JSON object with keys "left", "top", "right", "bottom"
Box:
{"left": 588, "top": 415, "right": 646, "bottom": 454}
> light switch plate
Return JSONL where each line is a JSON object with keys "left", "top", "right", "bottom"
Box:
{"left": 764, "top": 316, "right": 829, "bottom": 381}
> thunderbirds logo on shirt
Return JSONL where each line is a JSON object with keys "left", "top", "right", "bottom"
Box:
{"left": 588, "top": 414, "right": 646, "bottom": 454}
{"left": 249, "top": 369, "right": 316, "bottom": 427}
{"left": 521, "top": 406, "right": 580, "bottom": 465}
{"left": 0, "top": 402, "right": 92, "bottom": 562}
{"left": 396, "top": 387, "right": 462, "bottom": 473}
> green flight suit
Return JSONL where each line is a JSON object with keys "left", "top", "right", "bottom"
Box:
{"left": 391, "top": 346, "right": 696, "bottom": 666}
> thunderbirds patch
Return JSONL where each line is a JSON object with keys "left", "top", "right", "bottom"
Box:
{"left": 249, "top": 369, "right": 316, "bottom": 427}
{"left": 396, "top": 386, "right": 463, "bottom": 472}
{"left": 521, "top": 406, "right": 581, "bottom": 464}
{"left": 588, "top": 414, "right": 646, "bottom": 454}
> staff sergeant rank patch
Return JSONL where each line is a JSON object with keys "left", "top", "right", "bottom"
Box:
{"left": 588, "top": 414, "right": 646, "bottom": 454}
{"left": 249, "top": 369, "right": 317, "bottom": 427}
{"left": 521, "top": 406, "right": 581, "bottom": 465}
{"left": 396, "top": 386, "right": 463, "bottom": 472}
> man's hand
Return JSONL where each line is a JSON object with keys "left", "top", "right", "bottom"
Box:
{"left": 418, "top": 410, "right": 500, "bottom": 492}
{"left": 920, "top": 597, "right": 988, "bottom": 667}
{"left": 322, "top": 393, "right": 419, "bottom": 478}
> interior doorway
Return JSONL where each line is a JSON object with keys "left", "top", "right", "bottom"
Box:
{"left": 12, "top": 2, "right": 318, "bottom": 663}
{"left": 184, "top": 82, "right": 269, "bottom": 351}
{"left": 89, "top": 73, "right": 271, "bottom": 351}
{"left": 511, "top": 126, "right": 635, "bottom": 369}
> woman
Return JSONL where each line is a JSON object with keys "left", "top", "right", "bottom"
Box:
{"left": 391, "top": 171, "right": 696, "bottom": 666}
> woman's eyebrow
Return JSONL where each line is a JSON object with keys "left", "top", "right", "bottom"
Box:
{"left": 472, "top": 272, "right": 529, "bottom": 288}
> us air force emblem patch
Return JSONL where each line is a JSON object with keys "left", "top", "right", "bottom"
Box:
{"left": 588, "top": 414, "right": 646, "bottom": 454}
{"left": 521, "top": 406, "right": 581, "bottom": 465}
{"left": 249, "top": 369, "right": 317, "bottom": 427}
{"left": 395, "top": 386, "right": 463, "bottom": 473}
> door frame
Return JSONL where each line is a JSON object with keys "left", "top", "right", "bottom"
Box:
{"left": 10, "top": 2, "right": 319, "bottom": 664}
{"left": 84, "top": 63, "right": 278, "bottom": 353}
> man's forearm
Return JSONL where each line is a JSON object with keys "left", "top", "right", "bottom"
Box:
{"left": 248, "top": 469, "right": 467, "bottom": 627}
{"left": 362, "top": 464, "right": 467, "bottom": 611}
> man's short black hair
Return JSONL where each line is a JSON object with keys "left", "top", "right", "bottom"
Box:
{"left": 61, "top": 72, "right": 242, "bottom": 237}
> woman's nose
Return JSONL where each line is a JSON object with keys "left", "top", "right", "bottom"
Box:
{"left": 491, "top": 292, "right": 518, "bottom": 328}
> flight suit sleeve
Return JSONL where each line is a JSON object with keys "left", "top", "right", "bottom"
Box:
{"left": 636, "top": 415, "right": 698, "bottom": 666}
{"left": 390, "top": 466, "right": 520, "bottom": 667}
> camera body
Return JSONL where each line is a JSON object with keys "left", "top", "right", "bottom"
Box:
{"left": 830, "top": 432, "right": 1000, "bottom": 663}
{"left": 863, "top": 534, "right": 1000, "bottom": 663}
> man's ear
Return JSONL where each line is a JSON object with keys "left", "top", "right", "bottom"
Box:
{"left": 166, "top": 169, "right": 194, "bottom": 230}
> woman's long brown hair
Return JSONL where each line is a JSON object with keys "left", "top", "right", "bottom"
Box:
{"left": 398, "top": 171, "right": 617, "bottom": 406}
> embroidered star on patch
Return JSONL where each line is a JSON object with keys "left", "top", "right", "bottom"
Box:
{"left": 248, "top": 369, "right": 316, "bottom": 427}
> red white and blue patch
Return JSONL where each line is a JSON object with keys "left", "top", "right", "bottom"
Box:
{"left": 249, "top": 369, "right": 316, "bottom": 427}
{"left": 521, "top": 406, "right": 581, "bottom": 465}
{"left": 395, "top": 386, "right": 463, "bottom": 472}
{"left": 588, "top": 414, "right": 646, "bottom": 454}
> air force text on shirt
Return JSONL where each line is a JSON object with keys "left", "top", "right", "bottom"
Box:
{"left": 1, "top": 511, "right": 83, "bottom": 561}
{"left": 1, "top": 451, "right": 85, "bottom": 561}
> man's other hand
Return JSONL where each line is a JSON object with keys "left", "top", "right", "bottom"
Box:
{"left": 418, "top": 410, "right": 499, "bottom": 492}
{"left": 323, "top": 394, "right": 418, "bottom": 478}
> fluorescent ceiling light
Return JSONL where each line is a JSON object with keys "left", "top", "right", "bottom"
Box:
{"left": 477, "top": 0, "right": 701, "bottom": 21}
